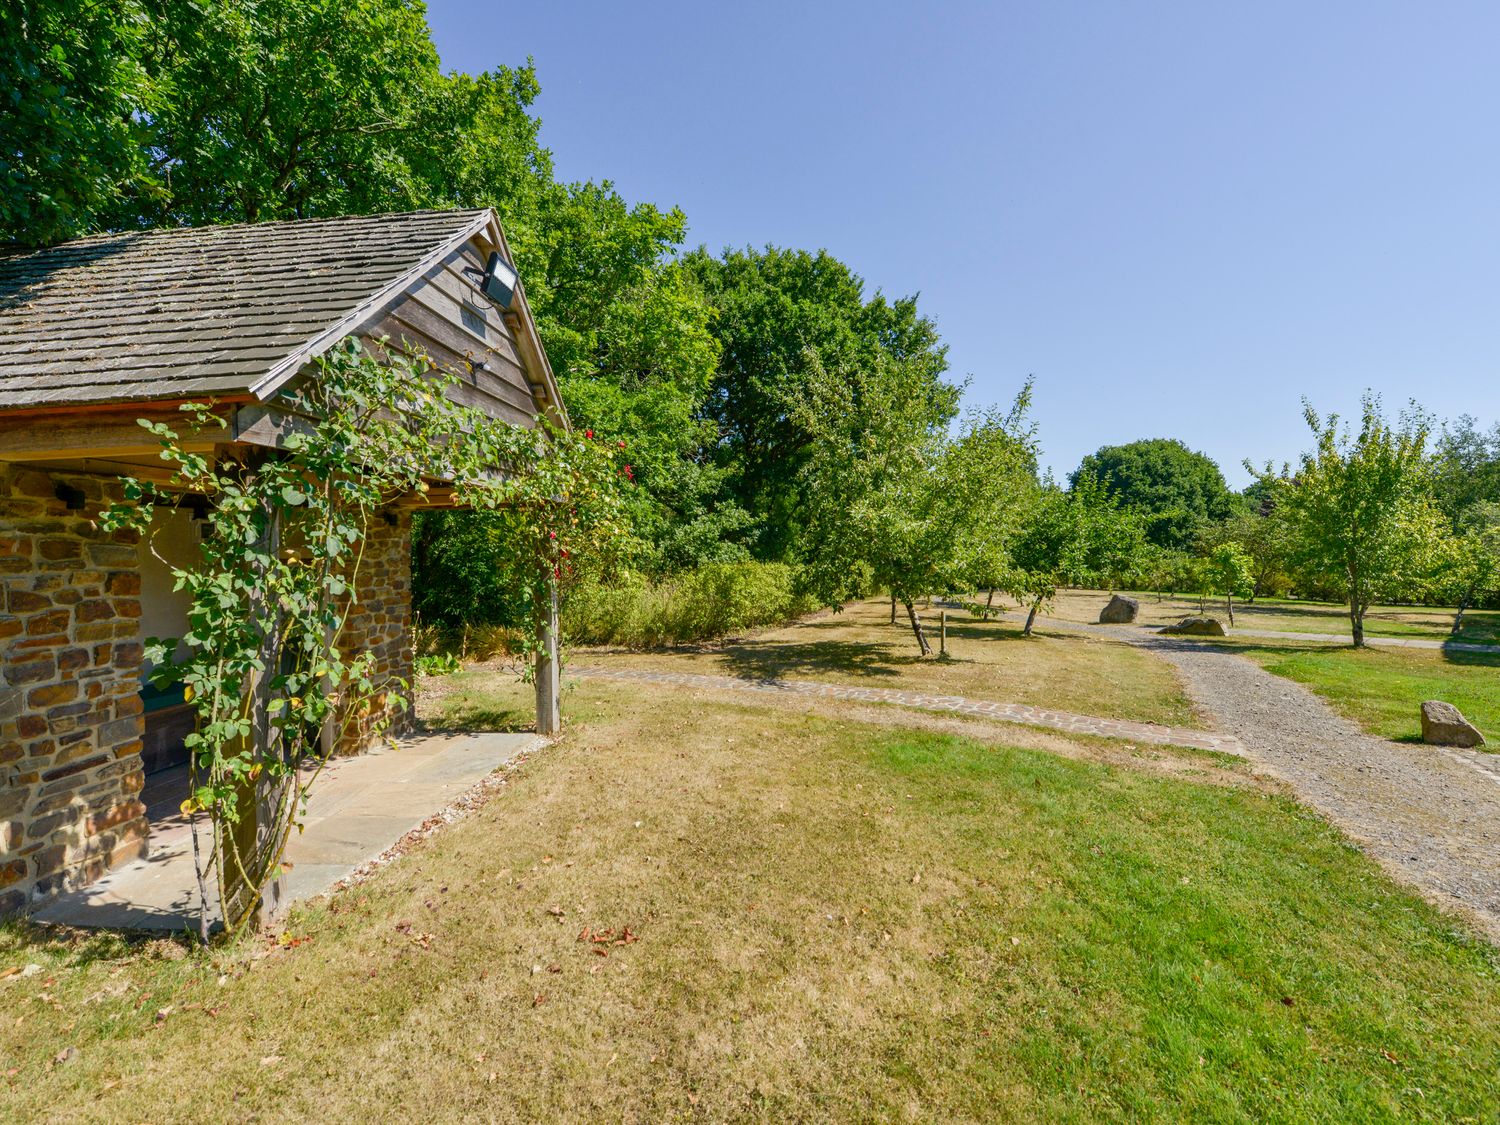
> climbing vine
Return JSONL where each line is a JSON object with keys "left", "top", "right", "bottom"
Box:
{"left": 101, "top": 338, "right": 628, "bottom": 938}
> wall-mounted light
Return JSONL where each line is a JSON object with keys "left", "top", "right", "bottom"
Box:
{"left": 479, "top": 252, "right": 519, "bottom": 309}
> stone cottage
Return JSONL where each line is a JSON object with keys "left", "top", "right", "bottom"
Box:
{"left": 0, "top": 209, "right": 565, "bottom": 915}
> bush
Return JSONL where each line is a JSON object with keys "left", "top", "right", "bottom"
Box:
{"left": 563, "top": 562, "right": 820, "bottom": 647}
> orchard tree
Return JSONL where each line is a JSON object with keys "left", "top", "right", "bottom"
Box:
{"left": 1199, "top": 509, "right": 1291, "bottom": 602}
{"left": 1207, "top": 542, "right": 1254, "bottom": 625}
{"left": 1436, "top": 501, "right": 1500, "bottom": 636}
{"left": 794, "top": 354, "right": 1029, "bottom": 654}
{"left": 1008, "top": 473, "right": 1145, "bottom": 636}
{"left": 1257, "top": 395, "right": 1447, "bottom": 647}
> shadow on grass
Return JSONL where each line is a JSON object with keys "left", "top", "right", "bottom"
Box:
{"left": 0, "top": 918, "right": 197, "bottom": 965}
{"left": 715, "top": 640, "right": 916, "bottom": 682}
{"left": 418, "top": 705, "right": 534, "bottom": 735}
{"left": 1440, "top": 646, "right": 1500, "bottom": 668}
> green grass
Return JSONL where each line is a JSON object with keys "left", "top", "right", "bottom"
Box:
{"left": 3, "top": 681, "right": 1497, "bottom": 1121}
{"left": 1232, "top": 642, "right": 1500, "bottom": 744}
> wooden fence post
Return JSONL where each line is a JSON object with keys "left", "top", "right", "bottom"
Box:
{"left": 535, "top": 571, "right": 561, "bottom": 736}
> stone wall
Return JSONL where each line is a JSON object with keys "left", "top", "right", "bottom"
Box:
{"left": 0, "top": 466, "right": 148, "bottom": 914}
{"left": 335, "top": 510, "right": 415, "bottom": 753}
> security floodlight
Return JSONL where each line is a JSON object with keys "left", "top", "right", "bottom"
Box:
{"left": 480, "top": 251, "right": 519, "bottom": 309}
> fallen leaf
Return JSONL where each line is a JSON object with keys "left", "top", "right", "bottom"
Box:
{"left": 53, "top": 1047, "right": 79, "bottom": 1066}
{"left": 547, "top": 963, "right": 562, "bottom": 974}
{"left": 532, "top": 993, "right": 547, "bottom": 1007}
{"left": 259, "top": 1055, "right": 282, "bottom": 1067}
{"left": 154, "top": 1006, "right": 174, "bottom": 1023}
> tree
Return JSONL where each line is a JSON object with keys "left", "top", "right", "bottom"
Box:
{"left": 683, "top": 246, "right": 954, "bottom": 561}
{"left": 1257, "top": 395, "right": 1447, "bottom": 647}
{"left": 1008, "top": 473, "right": 1146, "bottom": 636}
{"left": 1434, "top": 502, "right": 1500, "bottom": 636}
{"left": 1, "top": 0, "right": 154, "bottom": 245}
{"left": 1198, "top": 509, "right": 1292, "bottom": 601}
{"left": 1206, "top": 542, "right": 1254, "bottom": 625}
{"left": 1072, "top": 438, "right": 1235, "bottom": 550}
{"left": 793, "top": 352, "right": 1029, "bottom": 654}
{"left": 1432, "top": 415, "right": 1500, "bottom": 527}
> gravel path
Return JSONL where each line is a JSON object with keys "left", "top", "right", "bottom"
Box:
{"left": 1001, "top": 609, "right": 1500, "bottom": 940}
{"left": 570, "top": 665, "right": 1242, "bottom": 753}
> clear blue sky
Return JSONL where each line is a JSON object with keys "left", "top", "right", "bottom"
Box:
{"left": 426, "top": 1, "right": 1500, "bottom": 487}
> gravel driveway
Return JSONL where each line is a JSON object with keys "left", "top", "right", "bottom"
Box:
{"left": 1002, "top": 610, "right": 1500, "bottom": 941}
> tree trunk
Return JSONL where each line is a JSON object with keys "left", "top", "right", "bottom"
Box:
{"left": 890, "top": 590, "right": 897, "bottom": 625}
{"left": 1024, "top": 595, "right": 1043, "bottom": 637}
{"left": 1453, "top": 583, "right": 1476, "bottom": 636}
{"left": 1350, "top": 604, "right": 1365, "bottom": 648}
{"left": 904, "top": 601, "right": 932, "bottom": 656}
{"left": 1226, "top": 593, "right": 1234, "bottom": 626}
{"left": 984, "top": 588, "right": 996, "bottom": 619}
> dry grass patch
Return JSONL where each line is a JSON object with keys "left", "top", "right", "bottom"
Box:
{"left": 576, "top": 596, "right": 1203, "bottom": 729}
{"left": 3, "top": 680, "right": 1497, "bottom": 1121}
{"left": 1040, "top": 588, "right": 1500, "bottom": 644}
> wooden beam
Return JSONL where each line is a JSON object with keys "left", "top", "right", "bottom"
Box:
{"left": 232, "top": 403, "right": 316, "bottom": 450}
{"left": 0, "top": 408, "right": 229, "bottom": 461}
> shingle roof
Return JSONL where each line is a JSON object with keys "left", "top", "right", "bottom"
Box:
{"left": 0, "top": 209, "right": 492, "bottom": 411}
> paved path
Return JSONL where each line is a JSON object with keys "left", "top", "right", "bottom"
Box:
{"left": 999, "top": 609, "right": 1500, "bottom": 939}
{"left": 33, "top": 731, "right": 543, "bottom": 932}
{"left": 571, "top": 666, "right": 1244, "bottom": 754}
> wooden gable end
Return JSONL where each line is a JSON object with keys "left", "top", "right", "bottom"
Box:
{"left": 356, "top": 229, "right": 561, "bottom": 431}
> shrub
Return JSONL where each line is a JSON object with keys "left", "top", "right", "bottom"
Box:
{"left": 563, "top": 561, "right": 819, "bottom": 647}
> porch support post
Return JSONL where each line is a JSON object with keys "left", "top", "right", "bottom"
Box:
{"left": 535, "top": 570, "right": 561, "bottom": 736}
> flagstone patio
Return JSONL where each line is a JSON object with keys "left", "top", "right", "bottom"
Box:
{"left": 31, "top": 731, "right": 542, "bottom": 932}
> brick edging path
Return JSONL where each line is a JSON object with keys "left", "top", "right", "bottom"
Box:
{"left": 569, "top": 666, "right": 1244, "bottom": 755}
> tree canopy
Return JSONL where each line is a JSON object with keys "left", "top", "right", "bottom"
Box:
{"left": 1072, "top": 438, "right": 1235, "bottom": 551}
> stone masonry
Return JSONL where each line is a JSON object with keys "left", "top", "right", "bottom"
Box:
{"left": 336, "top": 510, "right": 416, "bottom": 754}
{"left": 0, "top": 465, "right": 148, "bottom": 915}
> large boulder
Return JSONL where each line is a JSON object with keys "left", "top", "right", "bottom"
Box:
{"left": 1098, "top": 594, "right": 1140, "bottom": 624}
{"left": 1160, "top": 615, "right": 1225, "bottom": 637}
{"left": 1420, "top": 701, "right": 1486, "bottom": 748}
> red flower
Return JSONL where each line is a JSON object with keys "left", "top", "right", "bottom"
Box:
{"left": 585, "top": 429, "right": 593, "bottom": 439}
{"left": 617, "top": 440, "right": 626, "bottom": 449}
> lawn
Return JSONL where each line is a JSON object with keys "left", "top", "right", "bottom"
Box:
{"left": 578, "top": 595, "right": 1204, "bottom": 729}
{"left": 3, "top": 680, "right": 1497, "bottom": 1121}
{"left": 1228, "top": 641, "right": 1500, "bottom": 745}
{"left": 1038, "top": 588, "right": 1500, "bottom": 645}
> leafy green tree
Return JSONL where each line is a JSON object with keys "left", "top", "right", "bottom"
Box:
{"left": 1434, "top": 502, "right": 1500, "bottom": 635}
{"left": 1072, "top": 438, "right": 1235, "bottom": 550}
{"left": 1008, "top": 473, "right": 1145, "bottom": 635}
{"left": 1199, "top": 509, "right": 1292, "bottom": 601}
{"left": 1258, "top": 395, "right": 1447, "bottom": 646}
{"left": 110, "top": 0, "right": 447, "bottom": 226}
{"left": 794, "top": 352, "right": 1030, "bottom": 653}
{"left": 1, "top": 0, "right": 154, "bottom": 245}
{"left": 683, "top": 246, "right": 954, "bottom": 560}
{"left": 1207, "top": 542, "right": 1254, "bottom": 624}
{"left": 1432, "top": 415, "right": 1500, "bottom": 527}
